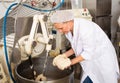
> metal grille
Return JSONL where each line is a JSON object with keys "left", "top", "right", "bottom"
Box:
{"left": 0, "top": 17, "right": 14, "bottom": 39}
{"left": 8, "top": 5, "right": 44, "bottom": 18}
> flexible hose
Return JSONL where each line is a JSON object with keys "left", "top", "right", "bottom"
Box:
{"left": 2, "top": 1, "right": 64, "bottom": 83}
{"left": 2, "top": 3, "right": 17, "bottom": 83}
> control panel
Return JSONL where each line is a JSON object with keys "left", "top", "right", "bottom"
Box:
{"left": 72, "top": 8, "right": 92, "bottom": 21}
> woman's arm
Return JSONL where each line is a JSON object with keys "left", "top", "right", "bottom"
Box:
{"left": 63, "top": 45, "right": 85, "bottom": 65}
{"left": 71, "top": 55, "right": 84, "bottom": 65}
{"left": 64, "top": 48, "right": 75, "bottom": 57}
{"left": 64, "top": 48, "right": 85, "bottom": 65}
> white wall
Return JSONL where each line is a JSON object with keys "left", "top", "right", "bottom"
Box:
{"left": 0, "top": 3, "right": 10, "bottom": 19}
{"left": 0, "top": 0, "right": 19, "bottom": 19}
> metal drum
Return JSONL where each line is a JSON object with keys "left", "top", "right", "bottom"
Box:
{"left": 74, "top": 63, "right": 82, "bottom": 83}
{"left": 15, "top": 55, "right": 73, "bottom": 83}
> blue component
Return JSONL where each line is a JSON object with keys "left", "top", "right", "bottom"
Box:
{"left": 52, "top": 30, "right": 57, "bottom": 34}
{"left": 2, "top": 3, "right": 17, "bottom": 83}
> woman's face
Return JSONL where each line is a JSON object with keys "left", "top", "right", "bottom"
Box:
{"left": 54, "top": 20, "right": 73, "bottom": 34}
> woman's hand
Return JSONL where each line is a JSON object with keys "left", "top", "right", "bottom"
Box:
{"left": 52, "top": 54, "right": 71, "bottom": 70}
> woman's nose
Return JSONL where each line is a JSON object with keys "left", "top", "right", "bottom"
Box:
{"left": 59, "top": 29, "right": 63, "bottom": 33}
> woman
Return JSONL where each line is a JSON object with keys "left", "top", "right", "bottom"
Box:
{"left": 50, "top": 10, "right": 120, "bottom": 83}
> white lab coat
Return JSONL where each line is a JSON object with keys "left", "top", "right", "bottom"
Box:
{"left": 65, "top": 18, "right": 120, "bottom": 83}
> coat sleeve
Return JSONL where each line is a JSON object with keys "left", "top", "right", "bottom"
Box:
{"left": 79, "top": 21, "right": 97, "bottom": 60}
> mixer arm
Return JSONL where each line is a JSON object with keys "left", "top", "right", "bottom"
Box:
{"left": 38, "top": 15, "right": 49, "bottom": 44}
{"left": 38, "top": 15, "right": 53, "bottom": 52}
{"left": 24, "top": 15, "right": 39, "bottom": 55}
{"left": 24, "top": 14, "right": 53, "bottom": 55}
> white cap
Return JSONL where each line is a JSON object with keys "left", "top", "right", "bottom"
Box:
{"left": 50, "top": 10, "right": 74, "bottom": 23}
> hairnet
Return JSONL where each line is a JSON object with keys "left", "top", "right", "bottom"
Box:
{"left": 50, "top": 10, "right": 74, "bottom": 23}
